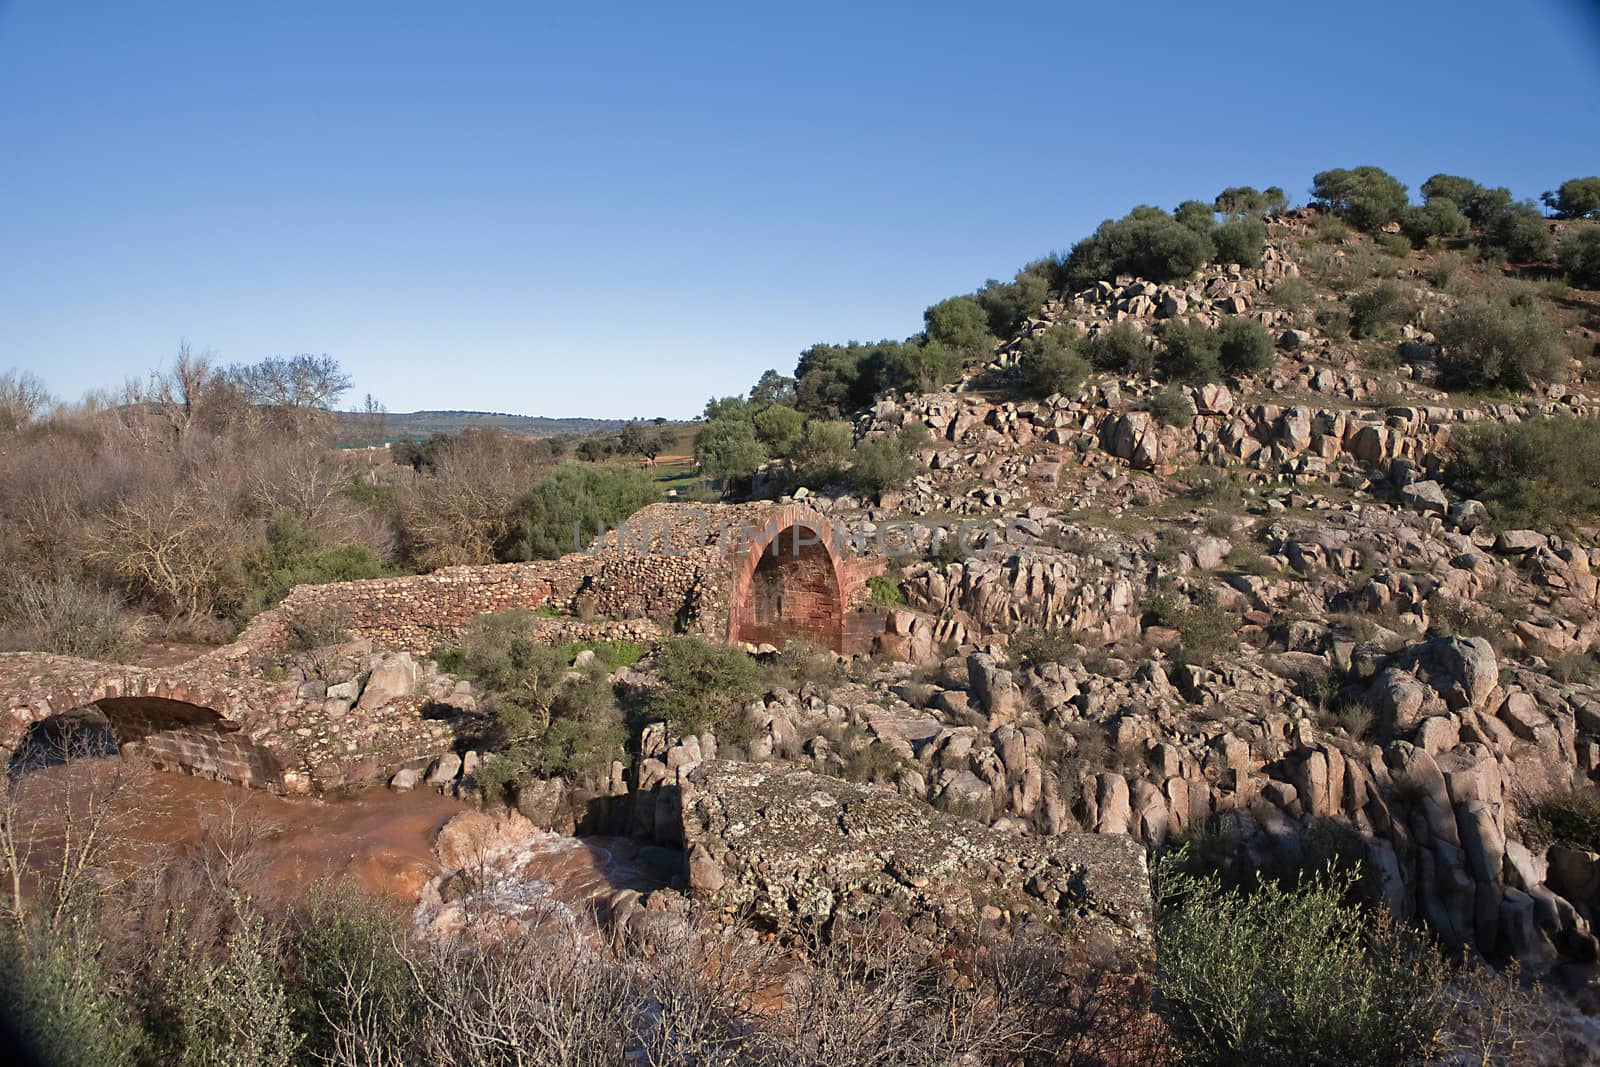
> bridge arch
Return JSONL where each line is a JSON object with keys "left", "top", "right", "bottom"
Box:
{"left": 726, "top": 506, "right": 862, "bottom": 653}
{"left": 2, "top": 664, "right": 281, "bottom": 788}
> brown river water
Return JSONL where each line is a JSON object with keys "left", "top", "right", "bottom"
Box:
{"left": 11, "top": 759, "right": 668, "bottom": 917}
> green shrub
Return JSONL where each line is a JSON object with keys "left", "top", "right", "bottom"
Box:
{"left": 0, "top": 921, "right": 141, "bottom": 1067}
{"left": 502, "top": 462, "right": 660, "bottom": 559}
{"left": 1520, "top": 786, "right": 1600, "bottom": 851}
{"left": 1312, "top": 213, "right": 1351, "bottom": 243}
{"left": 1063, "top": 206, "right": 1215, "bottom": 286}
{"left": 1419, "top": 173, "right": 1485, "bottom": 212}
{"left": 1213, "top": 185, "right": 1288, "bottom": 216}
{"left": 245, "top": 510, "right": 387, "bottom": 613}
{"left": 1480, "top": 201, "right": 1554, "bottom": 262}
{"left": 1398, "top": 200, "right": 1469, "bottom": 248}
{"left": 693, "top": 416, "right": 770, "bottom": 492}
{"left": 866, "top": 574, "right": 903, "bottom": 605}
{"left": 1149, "top": 587, "right": 1235, "bottom": 661}
{"left": 1434, "top": 295, "right": 1568, "bottom": 391}
{"left": 291, "top": 886, "right": 419, "bottom": 1061}
{"left": 1159, "top": 319, "right": 1222, "bottom": 384}
{"left": 518, "top": 671, "right": 628, "bottom": 784}
{"left": 792, "top": 418, "right": 855, "bottom": 482}
{"left": 752, "top": 404, "right": 805, "bottom": 456}
{"left": 1542, "top": 176, "right": 1600, "bottom": 220}
{"left": 1017, "top": 326, "right": 1089, "bottom": 398}
{"left": 794, "top": 342, "right": 878, "bottom": 416}
{"left": 848, "top": 423, "right": 929, "bottom": 496}
{"left": 1450, "top": 415, "right": 1600, "bottom": 528}
{"left": 1155, "top": 862, "right": 1447, "bottom": 1067}
{"left": 1346, "top": 282, "right": 1416, "bottom": 340}
{"left": 438, "top": 610, "right": 571, "bottom": 743}
{"left": 1084, "top": 320, "right": 1156, "bottom": 376}
{"left": 1310, "top": 167, "right": 1409, "bottom": 232}
{"left": 1216, "top": 315, "right": 1274, "bottom": 374}
{"left": 1425, "top": 251, "right": 1465, "bottom": 289}
{"left": 1147, "top": 388, "right": 1195, "bottom": 427}
{"left": 1559, "top": 226, "right": 1600, "bottom": 289}
{"left": 977, "top": 260, "right": 1055, "bottom": 337}
{"left": 886, "top": 338, "right": 964, "bottom": 393}
{"left": 1212, "top": 215, "right": 1266, "bottom": 266}
{"left": 157, "top": 907, "right": 298, "bottom": 1067}
{"left": 1269, "top": 275, "right": 1311, "bottom": 311}
{"left": 647, "top": 635, "right": 763, "bottom": 743}
{"left": 1006, "top": 626, "right": 1076, "bottom": 669}
{"left": 923, "top": 295, "right": 997, "bottom": 359}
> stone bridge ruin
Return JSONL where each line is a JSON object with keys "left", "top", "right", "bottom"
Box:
{"left": 2, "top": 503, "right": 898, "bottom": 793}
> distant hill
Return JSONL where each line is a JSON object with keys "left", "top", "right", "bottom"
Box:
{"left": 337, "top": 409, "right": 630, "bottom": 445}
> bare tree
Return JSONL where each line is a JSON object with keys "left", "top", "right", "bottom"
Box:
{"left": 0, "top": 369, "right": 52, "bottom": 435}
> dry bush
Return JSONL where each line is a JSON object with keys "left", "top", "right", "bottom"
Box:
{"left": 396, "top": 429, "right": 560, "bottom": 569}
{"left": 0, "top": 572, "right": 147, "bottom": 660}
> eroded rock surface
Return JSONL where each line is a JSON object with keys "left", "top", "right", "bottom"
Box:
{"left": 679, "top": 760, "right": 1151, "bottom": 951}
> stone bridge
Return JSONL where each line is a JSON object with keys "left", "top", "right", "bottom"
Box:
{"left": 0, "top": 651, "right": 290, "bottom": 787}
{"left": 1, "top": 503, "right": 896, "bottom": 791}
{"left": 240, "top": 501, "right": 888, "bottom": 657}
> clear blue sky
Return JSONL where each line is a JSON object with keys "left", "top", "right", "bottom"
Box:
{"left": 2, "top": 1, "right": 1597, "bottom": 419}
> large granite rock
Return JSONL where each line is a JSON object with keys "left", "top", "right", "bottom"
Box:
{"left": 679, "top": 761, "right": 1152, "bottom": 952}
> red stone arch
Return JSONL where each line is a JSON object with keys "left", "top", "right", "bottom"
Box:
{"left": 725, "top": 506, "right": 865, "bottom": 653}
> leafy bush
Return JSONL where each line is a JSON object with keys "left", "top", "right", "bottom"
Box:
{"left": 1006, "top": 626, "right": 1077, "bottom": 669}
{"left": 1159, "top": 319, "right": 1222, "bottom": 384}
{"left": 791, "top": 418, "right": 855, "bottom": 482}
{"left": 1310, "top": 167, "right": 1409, "bottom": 232}
{"left": 752, "top": 403, "right": 805, "bottom": 456}
{"left": 885, "top": 337, "right": 964, "bottom": 393}
{"left": 647, "top": 635, "right": 763, "bottom": 742}
{"left": 1542, "top": 176, "right": 1600, "bottom": 220}
{"left": 437, "top": 610, "right": 572, "bottom": 744}
{"left": 502, "top": 462, "right": 660, "bottom": 560}
{"left": 1419, "top": 173, "right": 1485, "bottom": 211}
{"left": 1450, "top": 415, "right": 1600, "bottom": 528}
{"left": 866, "top": 574, "right": 903, "bottom": 605}
{"left": 1211, "top": 215, "right": 1266, "bottom": 265}
{"left": 1269, "top": 275, "right": 1311, "bottom": 310}
{"left": 1063, "top": 206, "right": 1215, "bottom": 286}
{"left": 1559, "top": 226, "right": 1600, "bottom": 289}
{"left": 923, "top": 295, "right": 996, "bottom": 359}
{"left": 848, "top": 423, "right": 929, "bottom": 496}
{"left": 693, "top": 416, "right": 770, "bottom": 492}
{"left": 1434, "top": 295, "right": 1568, "bottom": 391}
{"left": 1156, "top": 862, "right": 1447, "bottom": 1067}
{"left": 977, "top": 260, "right": 1055, "bottom": 337}
{"left": 1149, "top": 587, "right": 1235, "bottom": 661}
{"left": 1346, "top": 282, "right": 1416, "bottom": 340}
{"left": 1085, "top": 320, "right": 1156, "bottom": 376}
{"left": 1213, "top": 185, "right": 1288, "bottom": 216}
{"left": 1017, "top": 326, "right": 1089, "bottom": 398}
{"left": 1398, "top": 199, "right": 1469, "bottom": 248}
{"left": 1520, "top": 786, "right": 1600, "bottom": 852}
{"left": 1216, "top": 315, "right": 1274, "bottom": 374}
{"left": 246, "top": 509, "right": 387, "bottom": 611}
{"left": 1480, "top": 200, "right": 1554, "bottom": 262}
{"left": 516, "top": 671, "right": 628, "bottom": 784}
{"left": 1148, "top": 388, "right": 1195, "bottom": 427}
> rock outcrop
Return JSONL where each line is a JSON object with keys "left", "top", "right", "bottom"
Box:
{"left": 678, "top": 760, "right": 1152, "bottom": 952}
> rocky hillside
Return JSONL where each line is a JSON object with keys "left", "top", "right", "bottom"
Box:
{"left": 612, "top": 187, "right": 1600, "bottom": 979}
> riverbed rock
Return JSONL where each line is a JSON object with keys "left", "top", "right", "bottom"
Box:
{"left": 679, "top": 761, "right": 1152, "bottom": 952}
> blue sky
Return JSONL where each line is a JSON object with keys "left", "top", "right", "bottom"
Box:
{"left": 2, "top": 1, "right": 1597, "bottom": 419}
